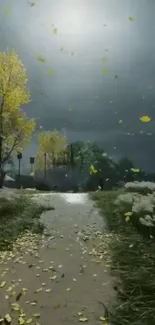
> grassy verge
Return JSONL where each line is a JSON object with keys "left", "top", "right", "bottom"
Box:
{"left": 92, "top": 190, "right": 155, "bottom": 325}
{"left": 0, "top": 196, "right": 52, "bottom": 251}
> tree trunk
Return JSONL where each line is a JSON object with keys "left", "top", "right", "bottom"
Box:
{"left": 0, "top": 169, "right": 6, "bottom": 188}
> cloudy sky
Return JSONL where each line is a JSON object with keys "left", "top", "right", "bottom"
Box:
{"left": 0, "top": 0, "right": 155, "bottom": 172}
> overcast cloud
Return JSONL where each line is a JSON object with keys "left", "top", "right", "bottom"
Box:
{"left": 0, "top": 0, "right": 155, "bottom": 172}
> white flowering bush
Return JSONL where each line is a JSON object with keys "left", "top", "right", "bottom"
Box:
{"left": 125, "top": 181, "right": 155, "bottom": 194}
{"left": 115, "top": 189, "right": 155, "bottom": 236}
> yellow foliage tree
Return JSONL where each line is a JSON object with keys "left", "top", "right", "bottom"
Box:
{"left": 36, "top": 130, "right": 68, "bottom": 169}
{"left": 0, "top": 49, "right": 36, "bottom": 183}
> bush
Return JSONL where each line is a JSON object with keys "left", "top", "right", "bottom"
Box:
{"left": 92, "top": 190, "right": 155, "bottom": 325}
{"left": 0, "top": 195, "right": 47, "bottom": 250}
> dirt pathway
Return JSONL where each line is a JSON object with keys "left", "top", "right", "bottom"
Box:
{"left": 0, "top": 193, "right": 116, "bottom": 325}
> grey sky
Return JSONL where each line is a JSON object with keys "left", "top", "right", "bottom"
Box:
{"left": 0, "top": 0, "right": 155, "bottom": 172}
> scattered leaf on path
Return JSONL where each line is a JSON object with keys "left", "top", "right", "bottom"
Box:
{"left": 50, "top": 275, "right": 57, "bottom": 280}
{"left": 33, "top": 314, "right": 40, "bottom": 318}
{"left": 0, "top": 281, "right": 6, "bottom": 288}
{"left": 79, "top": 317, "right": 88, "bottom": 322}
{"left": 35, "top": 288, "right": 43, "bottom": 293}
{"left": 26, "top": 319, "right": 33, "bottom": 324}
{"left": 5, "top": 314, "right": 12, "bottom": 323}
{"left": 19, "top": 317, "right": 25, "bottom": 325}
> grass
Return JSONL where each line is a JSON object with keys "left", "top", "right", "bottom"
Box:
{"left": 0, "top": 195, "right": 52, "bottom": 251}
{"left": 92, "top": 190, "right": 155, "bottom": 325}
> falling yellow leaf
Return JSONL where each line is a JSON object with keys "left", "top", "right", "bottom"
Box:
{"left": 79, "top": 317, "right": 88, "bottom": 322}
{"left": 131, "top": 168, "right": 140, "bottom": 173}
{"left": 118, "top": 119, "right": 123, "bottom": 124}
{"left": 78, "top": 312, "right": 83, "bottom": 316}
{"left": 66, "top": 288, "right": 71, "bottom": 291}
{"left": 53, "top": 28, "right": 58, "bottom": 35}
{"left": 45, "top": 289, "right": 51, "bottom": 293}
{"left": 140, "top": 115, "right": 151, "bottom": 122}
{"left": 129, "top": 16, "right": 135, "bottom": 22}
{"left": 90, "top": 164, "right": 98, "bottom": 174}
{"left": 19, "top": 317, "right": 25, "bottom": 325}
{"left": 102, "top": 67, "right": 109, "bottom": 74}
{"left": 29, "top": 2, "right": 35, "bottom": 7}
{"left": 26, "top": 319, "right": 33, "bottom": 324}
{"left": 5, "top": 314, "right": 12, "bottom": 323}
{"left": 0, "top": 281, "right": 6, "bottom": 288}
{"left": 37, "top": 56, "right": 46, "bottom": 63}
{"left": 49, "top": 69, "right": 54, "bottom": 76}
{"left": 101, "top": 57, "right": 107, "bottom": 63}
{"left": 3, "top": 7, "right": 9, "bottom": 14}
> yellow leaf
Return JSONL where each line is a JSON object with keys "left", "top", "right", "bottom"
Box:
{"left": 50, "top": 275, "right": 57, "bottom": 280}
{"left": 12, "top": 303, "right": 20, "bottom": 311}
{"left": 140, "top": 115, "right": 151, "bottom": 122}
{"left": 102, "top": 67, "right": 109, "bottom": 74}
{"left": 26, "top": 319, "right": 33, "bottom": 324}
{"left": 101, "top": 57, "right": 107, "bottom": 63}
{"left": 90, "top": 164, "right": 98, "bottom": 174}
{"left": 118, "top": 119, "right": 123, "bottom": 124}
{"left": 124, "top": 212, "right": 133, "bottom": 217}
{"left": 79, "top": 317, "right": 88, "bottom": 322}
{"left": 129, "top": 16, "right": 134, "bottom": 22}
{"left": 53, "top": 28, "right": 58, "bottom": 35}
{"left": 48, "top": 69, "right": 54, "bottom": 76}
{"left": 6, "top": 286, "right": 13, "bottom": 292}
{"left": 29, "top": 2, "right": 35, "bottom": 7}
{"left": 32, "top": 313, "right": 40, "bottom": 318}
{"left": 37, "top": 56, "right": 46, "bottom": 63}
{"left": 125, "top": 216, "right": 130, "bottom": 222}
{"left": 99, "top": 316, "right": 107, "bottom": 321}
{"left": 30, "top": 302, "right": 37, "bottom": 306}
{"left": 54, "top": 303, "right": 61, "bottom": 309}
{"left": 0, "top": 281, "right": 6, "bottom": 288}
{"left": 5, "top": 314, "right": 12, "bottom": 323}
{"left": 3, "top": 7, "right": 9, "bottom": 14}
{"left": 19, "top": 317, "right": 25, "bottom": 325}
{"left": 35, "top": 288, "right": 42, "bottom": 293}
{"left": 78, "top": 312, "right": 83, "bottom": 316}
{"left": 131, "top": 168, "right": 140, "bottom": 173}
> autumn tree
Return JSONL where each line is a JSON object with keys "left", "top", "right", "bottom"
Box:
{"left": 0, "top": 49, "right": 36, "bottom": 186}
{"left": 35, "top": 130, "right": 68, "bottom": 169}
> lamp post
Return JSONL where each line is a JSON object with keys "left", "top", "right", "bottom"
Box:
{"left": 17, "top": 152, "right": 22, "bottom": 188}
{"left": 44, "top": 152, "right": 47, "bottom": 182}
{"left": 30, "top": 156, "right": 35, "bottom": 175}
